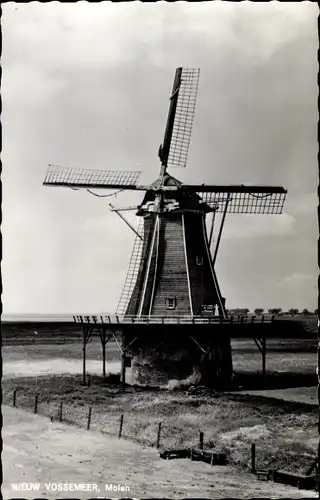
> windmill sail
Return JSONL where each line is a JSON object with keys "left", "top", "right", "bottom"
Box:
{"left": 116, "top": 218, "right": 144, "bottom": 315}
{"left": 199, "top": 190, "right": 286, "bottom": 214}
{"left": 43, "top": 164, "right": 142, "bottom": 190}
{"left": 160, "top": 68, "right": 200, "bottom": 169}
{"left": 179, "top": 184, "right": 287, "bottom": 214}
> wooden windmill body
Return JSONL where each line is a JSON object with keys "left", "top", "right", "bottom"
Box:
{"left": 126, "top": 174, "right": 226, "bottom": 318}
{"left": 44, "top": 67, "right": 287, "bottom": 388}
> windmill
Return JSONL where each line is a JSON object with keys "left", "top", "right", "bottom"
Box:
{"left": 43, "top": 67, "right": 287, "bottom": 388}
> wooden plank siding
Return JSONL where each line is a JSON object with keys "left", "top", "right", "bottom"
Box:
{"left": 125, "top": 211, "right": 225, "bottom": 317}
{"left": 151, "top": 215, "right": 191, "bottom": 315}
{"left": 184, "top": 213, "right": 223, "bottom": 315}
{"left": 138, "top": 216, "right": 160, "bottom": 316}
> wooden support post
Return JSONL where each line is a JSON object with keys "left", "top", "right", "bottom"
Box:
{"left": 83, "top": 325, "right": 87, "bottom": 386}
{"left": 34, "top": 394, "right": 38, "bottom": 414}
{"left": 212, "top": 194, "right": 230, "bottom": 267}
{"left": 110, "top": 203, "right": 143, "bottom": 240}
{"left": 262, "top": 336, "right": 267, "bottom": 381}
{"left": 82, "top": 325, "right": 92, "bottom": 386}
{"left": 118, "top": 414, "right": 124, "bottom": 438}
{"left": 208, "top": 210, "right": 216, "bottom": 248}
{"left": 199, "top": 431, "right": 204, "bottom": 450}
{"left": 102, "top": 330, "right": 106, "bottom": 379}
{"left": 157, "top": 422, "right": 162, "bottom": 449}
{"left": 251, "top": 443, "right": 256, "bottom": 474}
{"left": 13, "top": 389, "right": 17, "bottom": 408}
{"left": 121, "top": 332, "right": 126, "bottom": 390}
{"left": 87, "top": 407, "right": 92, "bottom": 430}
{"left": 59, "top": 401, "right": 63, "bottom": 422}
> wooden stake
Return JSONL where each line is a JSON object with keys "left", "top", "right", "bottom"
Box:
{"left": 87, "top": 407, "right": 92, "bottom": 430}
{"left": 156, "top": 422, "right": 162, "bottom": 449}
{"left": 118, "top": 414, "right": 124, "bottom": 438}
{"left": 59, "top": 401, "right": 63, "bottom": 422}
{"left": 34, "top": 394, "right": 38, "bottom": 414}
{"left": 251, "top": 443, "right": 256, "bottom": 474}
{"left": 13, "top": 389, "right": 17, "bottom": 408}
{"left": 199, "top": 431, "right": 204, "bottom": 450}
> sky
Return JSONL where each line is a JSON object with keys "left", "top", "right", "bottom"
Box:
{"left": 2, "top": 1, "right": 318, "bottom": 316}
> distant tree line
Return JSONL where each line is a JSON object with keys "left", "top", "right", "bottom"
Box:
{"left": 226, "top": 308, "right": 318, "bottom": 316}
{"left": 226, "top": 308, "right": 250, "bottom": 316}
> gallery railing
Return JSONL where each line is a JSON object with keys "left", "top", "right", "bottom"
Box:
{"left": 73, "top": 314, "right": 274, "bottom": 325}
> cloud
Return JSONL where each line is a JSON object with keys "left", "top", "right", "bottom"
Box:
{"left": 276, "top": 273, "right": 316, "bottom": 287}
{"left": 286, "top": 192, "right": 317, "bottom": 215}
{"left": 221, "top": 212, "right": 295, "bottom": 239}
{"left": 2, "top": 2, "right": 318, "bottom": 314}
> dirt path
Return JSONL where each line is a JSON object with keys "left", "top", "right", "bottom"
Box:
{"left": 2, "top": 406, "right": 316, "bottom": 499}
{"left": 3, "top": 358, "right": 133, "bottom": 382}
{"left": 235, "top": 387, "right": 317, "bottom": 406}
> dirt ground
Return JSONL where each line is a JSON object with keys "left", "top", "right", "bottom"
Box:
{"left": 2, "top": 406, "right": 317, "bottom": 500}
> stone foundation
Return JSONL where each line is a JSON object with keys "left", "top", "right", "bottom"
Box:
{"left": 125, "top": 329, "right": 233, "bottom": 389}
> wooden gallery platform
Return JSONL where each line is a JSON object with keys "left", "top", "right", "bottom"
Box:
{"left": 74, "top": 314, "right": 277, "bottom": 388}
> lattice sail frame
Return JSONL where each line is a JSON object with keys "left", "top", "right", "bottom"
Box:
{"left": 44, "top": 164, "right": 141, "bottom": 189}
{"left": 116, "top": 218, "right": 144, "bottom": 315}
{"left": 167, "top": 68, "right": 200, "bottom": 169}
{"left": 199, "top": 190, "right": 287, "bottom": 214}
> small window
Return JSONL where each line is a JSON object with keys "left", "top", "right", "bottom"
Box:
{"left": 166, "top": 297, "right": 176, "bottom": 310}
{"left": 196, "top": 255, "right": 203, "bottom": 266}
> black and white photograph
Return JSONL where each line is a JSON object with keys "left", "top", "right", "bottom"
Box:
{"left": 2, "top": 2, "right": 318, "bottom": 498}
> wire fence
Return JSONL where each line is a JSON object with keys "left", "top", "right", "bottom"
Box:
{"left": 4, "top": 387, "right": 317, "bottom": 485}
{"left": 5, "top": 389, "right": 169, "bottom": 450}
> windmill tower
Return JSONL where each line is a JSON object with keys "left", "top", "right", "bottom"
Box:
{"left": 44, "top": 67, "right": 287, "bottom": 388}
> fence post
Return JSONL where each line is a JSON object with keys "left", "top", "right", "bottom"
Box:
{"left": 118, "top": 414, "right": 124, "bottom": 439}
{"left": 199, "top": 431, "right": 204, "bottom": 450}
{"left": 156, "top": 422, "right": 162, "bottom": 449}
{"left": 87, "top": 407, "right": 92, "bottom": 431}
{"left": 251, "top": 443, "right": 256, "bottom": 474}
{"left": 59, "top": 401, "right": 63, "bottom": 422}
{"left": 13, "top": 389, "right": 17, "bottom": 408}
{"left": 34, "top": 394, "right": 38, "bottom": 414}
